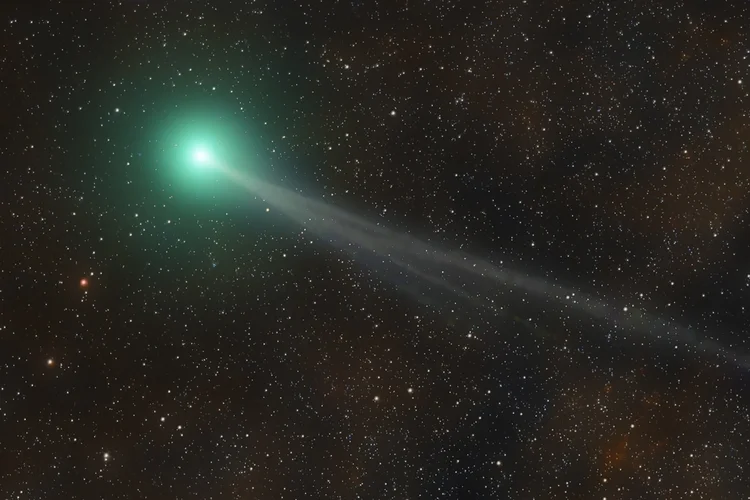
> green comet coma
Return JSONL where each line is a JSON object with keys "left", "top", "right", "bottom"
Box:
{"left": 158, "top": 100, "right": 261, "bottom": 199}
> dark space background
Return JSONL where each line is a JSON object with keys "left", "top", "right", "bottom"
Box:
{"left": 3, "top": 0, "right": 750, "bottom": 498}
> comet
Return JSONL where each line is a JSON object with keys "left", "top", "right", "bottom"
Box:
{"left": 170, "top": 140, "right": 750, "bottom": 371}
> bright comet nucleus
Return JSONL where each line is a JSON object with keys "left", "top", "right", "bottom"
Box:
{"left": 192, "top": 147, "right": 211, "bottom": 166}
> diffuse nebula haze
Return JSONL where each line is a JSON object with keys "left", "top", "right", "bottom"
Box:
{"left": 223, "top": 167, "right": 750, "bottom": 371}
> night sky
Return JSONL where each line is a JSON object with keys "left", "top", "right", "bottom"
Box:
{"left": 4, "top": 0, "right": 750, "bottom": 498}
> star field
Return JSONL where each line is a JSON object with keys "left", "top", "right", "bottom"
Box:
{"left": 3, "top": 0, "right": 750, "bottom": 498}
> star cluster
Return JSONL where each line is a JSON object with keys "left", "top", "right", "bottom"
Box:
{"left": 3, "top": 0, "right": 750, "bottom": 498}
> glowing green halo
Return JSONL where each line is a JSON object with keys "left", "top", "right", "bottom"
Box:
{"left": 156, "top": 100, "right": 262, "bottom": 202}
